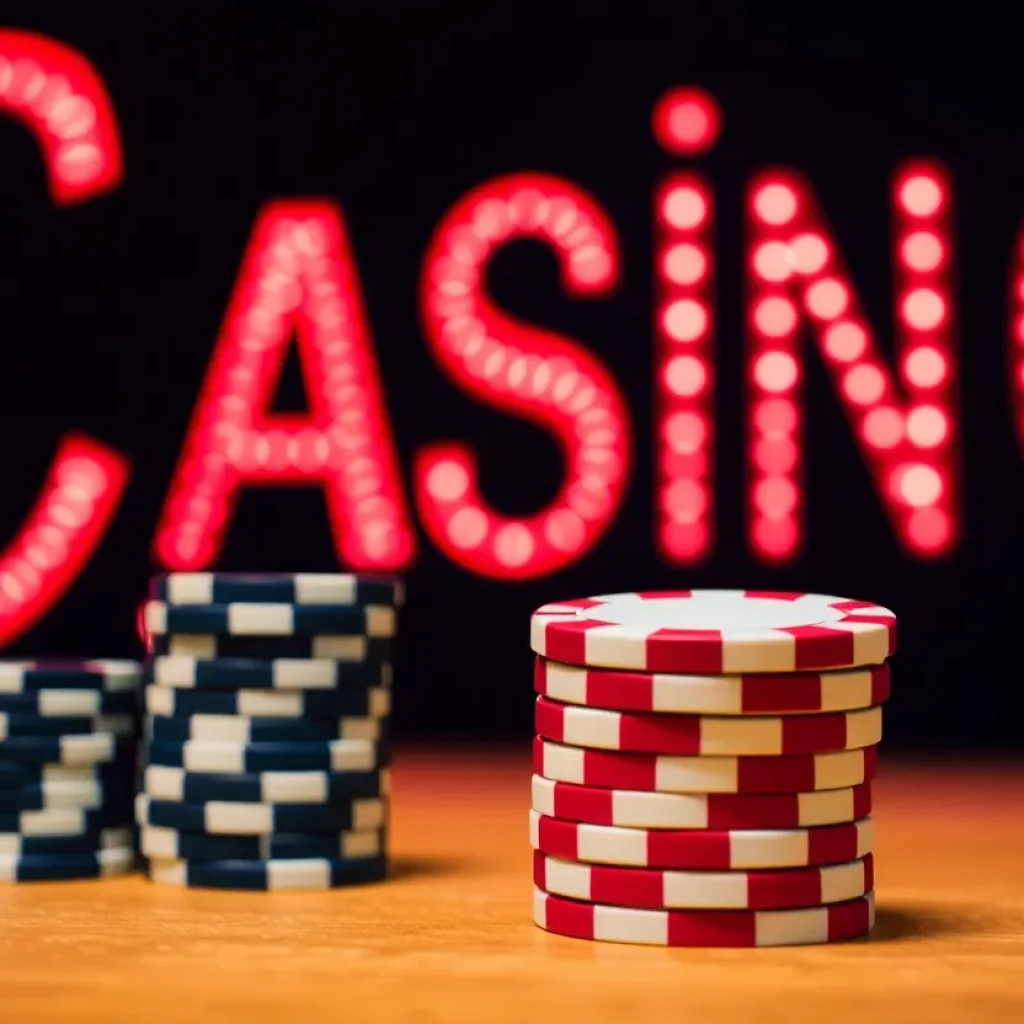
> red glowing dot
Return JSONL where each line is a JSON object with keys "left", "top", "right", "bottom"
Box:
{"left": 805, "top": 278, "right": 849, "bottom": 320}
{"left": 906, "top": 405, "right": 949, "bottom": 448}
{"left": 898, "top": 174, "right": 944, "bottom": 217}
{"left": 752, "top": 514, "right": 798, "bottom": 560}
{"left": 425, "top": 459, "right": 470, "bottom": 502}
{"left": 662, "top": 299, "right": 709, "bottom": 342}
{"left": 571, "top": 247, "right": 613, "bottom": 286}
{"left": 754, "top": 397, "right": 799, "bottom": 436}
{"left": 754, "top": 476, "right": 798, "bottom": 517}
{"left": 900, "top": 232, "right": 944, "bottom": 272}
{"left": 862, "top": 406, "right": 904, "bottom": 449}
{"left": 664, "top": 355, "right": 708, "bottom": 396}
{"left": 752, "top": 241, "right": 793, "bottom": 283}
{"left": 652, "top": 87, "right": 722, "bottom": 156}
{"left": 823, "top": 321, "right": 867, "bottom": 363}
{"left": 662, "top": 521, "right": 709, "bottom": 560}
{"left": 664, "top": 411, "right": 708, "bottom": 453}
{"left": 754, "top": 351, "right": 799, "bottom": 394}
{"left": 893, "top": 463, "right": 943, "bottom": 507}
{"left": 1017, "top": 277, "right": 1024, "bottom": 303}
{"left": 448, "top": 506, "right": 489, "bottom": 549}
{"left": 753, "top": 435, "right": 798, "bottom": 474}
{"left": 908, "top": 507, "right": 951, "bottom": 552}
{"left": 662, "top": 243, "right": 707, "bottom": 285}
{"left": 753, "top": 296, "right": 798, "bottom": 338}
{"left": 752, "top": 183, "right": 798, "bottom": 226}
{"left": 903, "top": 346, "right": 947, "bottom": 388}
{"left": 663, "top": 479, "right": 708, "bottom": 521}
{"left": 662, "top": 187, "right": 708, "bottom": 230}
{"left": 901, "top": 288, "right": 946, "bottom": 330}
{"left": 843, "top": 364, "right": 886, "bottom": 406}
{"left": 790, "top": 234, "right": 829, "bottom": 275}
{"left": 494, "top": 522, "right": 539, "bottom": 567}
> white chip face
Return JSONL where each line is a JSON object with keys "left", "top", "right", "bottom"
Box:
{"left": 577, "top": 592, "right": 851, "bottom": 631}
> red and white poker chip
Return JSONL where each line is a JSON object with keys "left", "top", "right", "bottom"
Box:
{"left": 533, "top": 850, "right": 874, "bottom": 910}
{"left": 534, "top": 737, "right": 879, "bottom": 794}
{"left": 529, "top": 809, "right": 875, "bottom": 869}
{"left": 530, "top": 590, "right": 897, "bottom": 673}
{"left": 534, "top": 697, "right": 882, "bottom": 756}
{"left": 532, "top": 887, "right": 875, "bottom": 946}
{"left": 531, "top": 775, "right": 872, "bottom": 830}
{"left": 534, "top": 658, "right": 891, "bottom": 715}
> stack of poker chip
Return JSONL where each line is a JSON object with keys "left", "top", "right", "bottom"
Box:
{"left": 529, "top": 590, "right": 896, "bottom": 948}
{"left": 136, "top": 572, "right": 398, "bottom": 891}
{"left": 0, "top": 660, "right": 141, "bottom": 882}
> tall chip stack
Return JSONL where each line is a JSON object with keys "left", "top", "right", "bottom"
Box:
{"left": 529, "top": 590, "right": 895, "bottom": 947}
{"left": 0, "top": 660, "right": 141, "bottom": 882}
{"left": 136, "top": 573, "right": 398, "bottom": 891}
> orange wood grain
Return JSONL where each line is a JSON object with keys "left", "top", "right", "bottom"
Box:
{"left": 0, "top": 749, "right": 1021, "bottom": 1024}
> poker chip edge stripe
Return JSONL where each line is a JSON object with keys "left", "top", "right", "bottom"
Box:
{"left": 529, "top": 809, "right": 876, "bottom": 869}
{"left": 534, "top": 658, "right": 892, "bottom": 714}
{"left": 532, "top": 886, "right": 875, "bottom": 946}
{"left": 144, "top": 854, "right": 388, "bottom": 890}
{"left": 534, "top": 698, "right": 884, "bottom": 755}
{"left": 533, "top": 850, "right": 875, "bottom": 909}
{"left": 533, "top": 736, "right": 879, "bottom": 794}
{"left": 530, "top": 775, "right": 872, "bottom": 829}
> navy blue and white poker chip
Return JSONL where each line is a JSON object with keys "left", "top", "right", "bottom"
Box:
{"left": 0, "top": 846, "right": 134, "bottom": 881}
{"left": 139, "top": 824, "right": 384, "bottom": 862}
{"left": 151, "top": 573, "right": 404, "bottom": 608}
{"left": 0, "top": 759, "right": 134, "bottom": 791}
{"left": 144, "top": 601, "right": 396, "bottom": 638}
{"left": 0, "top": 780, "right": 133, "bottom": 813}
{"left": 0, "top": 689, "right": 137, "bottom": 716}
{"left": 141, "top": 763, "right": 389, "bottom": 804}
{"left": 0, "top": 660, "right": 141, "bottom": 694}
{"left": 146, "top": 713, "right": 380, "bottom": 744}
{"left": 0, "top": 805, "right": 131, "bottom": 836}
{"left": 144, "top": 854, "right": 387, "bottom": 890}
{"left": 148, "top": 634, "right": 393, "bottom": 661}
{"left": 146, "top": 655, "right": 391, "bottom": 691}
{"left": 0, "top": 713, "right": 135, "bottom": 739}
{"left": 135, "top": 793, "right": 387, "bottom": 835}
{"left": 145, "top": 736, "right": 386, "bottom": 773}
{"left": 0, "top": 733, "right": 133, "bottom": 765}
{"left": 145, "top": 683, "right": 390, "bottom": 720}
{"left": 0, "top": 826, "right": 132, "bottom": 857}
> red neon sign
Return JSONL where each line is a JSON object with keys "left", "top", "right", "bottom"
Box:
{"left": 0, "top": 33, "right": 997, "bottom": 645}
{"left": 417, "top": 174, "right": 630, "bottom": 579}
{"left": 154, "top": 201, "right": 416, "bottom": 572}
{"left": 652, "top": 88, "right": 721, "bottom": 564}
{"left": 744, "top": 165, "right": 957, "bottom": 561}
{"left": 0, "top": 32, "right": 129, "bottom": 645}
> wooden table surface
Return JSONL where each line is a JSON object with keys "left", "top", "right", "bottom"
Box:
{"left": 0, "top": 749, "right": 1021, "bottom": 1023}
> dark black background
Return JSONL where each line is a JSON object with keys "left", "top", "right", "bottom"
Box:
{"left": 1, "top": 3, "right": 1022, "bottom": 749}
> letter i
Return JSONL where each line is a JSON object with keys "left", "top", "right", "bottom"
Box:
{"left": 652, "top": 87, "right": 721, "bottom": 563}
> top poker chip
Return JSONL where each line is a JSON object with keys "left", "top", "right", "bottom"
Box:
{"left": 531, "top": 591, "right": 896, "bottom": 674}
{"left": 144, "top": 601, "right": 397, "bottom": 638}
{"left": 150, "top": 573, "right": 404, "bottom": 608}
{"left": 0, "top": 660, "right": 141, "bottom": 694}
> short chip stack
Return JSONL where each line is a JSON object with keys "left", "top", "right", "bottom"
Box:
{"left": 136, "top": 572, "right": 398, "bottom": 890}
{"left": 529, "top": 590, "right": 896, "bottom": 947}
{"left": 0, "top": 659, "right": 140, "bottom": 881}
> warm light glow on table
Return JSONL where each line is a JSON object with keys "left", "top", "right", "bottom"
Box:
{"left": 0, "top": 750, "right": 1020, "bottom": 1023}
